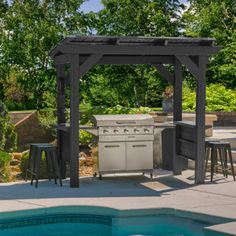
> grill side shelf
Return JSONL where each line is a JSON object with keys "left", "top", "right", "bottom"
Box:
{"left": 56, "top": 124, "right": 98, "bottom": 136}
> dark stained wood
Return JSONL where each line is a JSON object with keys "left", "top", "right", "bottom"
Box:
{"left": 80, "top": 54, "right": 103, "bottom": 77}
{"left": 176, "top": 55, "right": 200, "bottom": 79}
{"left": 55, "top": 65, "right": 67, "bottom": 178}
{"left": 195, "top": 56, "right": 208, "bottom": 184}
{"left": 69, "top": 54, "right": 80, "bottom": 188}
{"left": 50, "top": 36, "right": 219, "bottom": 186}
{"left": 173, "top": 57, "right": 183, "bottom": 175}
{"left": 154, "top": 64, "right": 174, "bottom": 84}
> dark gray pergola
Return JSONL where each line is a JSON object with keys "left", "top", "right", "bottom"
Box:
{"left": 49, "top": 35, "right": 219, "bottom": 188}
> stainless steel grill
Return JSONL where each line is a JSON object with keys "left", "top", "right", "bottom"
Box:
{"left": 84, "top": 114, "right": 154, "bottom": 179}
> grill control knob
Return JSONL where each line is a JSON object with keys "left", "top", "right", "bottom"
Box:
{"left": 134, "top": 128, "right": 139, "bottom": 133}
{"left": 103, "top": 129, "right": 108, "bottom": 133}
{"left": 124, "top": 129, "right": 129, "bottom": 134}
{"left": 144, "top": 128, "right": 149, "bottom": 133}
{"left": 114, "top": 129, "right": 119, "bottom": 133}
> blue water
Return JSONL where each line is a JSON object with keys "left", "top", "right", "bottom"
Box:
{"left": 0, "top": 215, "right": 209, "bottom": 236}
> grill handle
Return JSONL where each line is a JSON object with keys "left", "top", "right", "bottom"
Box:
{"left": 104, "top": 145, "right": 120, "bottom": 148}
{"left": 116, "top": 121, "right": 136, "bottom": 124}
{"left": 132, "top": 144, "right": 147, "bottom": 148}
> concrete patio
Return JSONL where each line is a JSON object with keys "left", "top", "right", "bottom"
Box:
{"left": 0, "top": 169, "right": 236, "bottom": 234}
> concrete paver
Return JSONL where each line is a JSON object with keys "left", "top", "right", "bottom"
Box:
{"left": 0, "top": 170, "right": 235, "bottom": 233}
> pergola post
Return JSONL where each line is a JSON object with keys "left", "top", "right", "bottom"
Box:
{"left": 69, "top": 54, "right": 80, "bottom": 188}
{"left": 173, "top": 57, "right": 183, "bottom": 175}
{"left": 195, "top": 56, "right": 207, "bottom": 184}
{"left": 55, "top": 65, "right": 67, "bottom": 178}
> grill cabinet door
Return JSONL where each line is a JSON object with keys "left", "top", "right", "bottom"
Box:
{"left": 126, "top": 141, "right": 153, "bottom": 170}
{"left": 99, "top": 142, "right": 126, "bottom": 171}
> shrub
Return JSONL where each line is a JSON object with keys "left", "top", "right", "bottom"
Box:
{"left": 80, "top": 105, "right": 152, "bottom": 125}
{"left": 182, "top": 83, "right": 236, "bottom": 112}
{"left": 206, "top": 84, "right": 236, "bottom": 112}
{"left": 0, "top": 101, "right": 17, "bottom": 151}
{"left": 0, "top": 150, "right": 11, "bottom": 182}
{"left": 37, "top": 109, "right": 57, "bottom": 137}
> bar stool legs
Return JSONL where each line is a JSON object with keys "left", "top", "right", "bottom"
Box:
{"left": 26, "top": 144, "right": 62, "bottom": 187}
{"left": 205, "top": 141, "right": 235, "bottom": 182}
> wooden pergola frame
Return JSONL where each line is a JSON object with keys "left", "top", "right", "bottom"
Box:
{"left": 50, "top": 36, "right": 219, "bottom": 188}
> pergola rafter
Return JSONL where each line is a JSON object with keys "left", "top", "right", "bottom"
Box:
{"left": 50, "top": 35, "right": 219, "bottom": 188}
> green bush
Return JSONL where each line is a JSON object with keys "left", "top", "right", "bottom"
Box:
{"left": 80, "top": 130, "right": 93, "bottom": 145}
{"left": 80, "top": 105, "right": 152, "bottom": 125}
{"left": 0, "top": 101, "right": 17, "bottom": 151}
{"left": 0, "top": 150, "right": 11, "bottom": 182}
{"left": 37, "top": 109, "right": 57, "bottom": 137}
{"left": 182, "top": 83, "right": 236, "bottom": 112}
{"left": 206, "top": 84, "right": 236, "bottom": 112}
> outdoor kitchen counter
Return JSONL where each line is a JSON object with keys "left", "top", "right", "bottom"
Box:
{"left": 153, "top": 122, "right": 175, "bottom": 168}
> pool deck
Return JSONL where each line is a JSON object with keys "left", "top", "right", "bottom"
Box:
{"left": 0, "top": 170, "right": 236, "bottom": 234}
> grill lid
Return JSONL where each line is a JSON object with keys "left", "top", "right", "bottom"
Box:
{"left": 92, "top": 114, "right": 154, "bottom": 126}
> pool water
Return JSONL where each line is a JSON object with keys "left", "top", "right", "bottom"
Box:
{"left": 0, "top": 214, "right": 209, "bottom": 236}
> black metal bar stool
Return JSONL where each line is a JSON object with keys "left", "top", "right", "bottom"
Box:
{"left": 205, "top": 141, "right": 235, "bottom": 182}
{"left": 25, "top": 143, "right": 62, "bottom": 187}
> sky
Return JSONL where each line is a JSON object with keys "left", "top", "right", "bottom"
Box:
{"left": 80, "top": 0, "right": 189, "bottom": 13}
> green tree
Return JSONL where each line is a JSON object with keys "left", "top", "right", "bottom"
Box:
{"left": 182, "top": 0, "right": 236, "bottom": 88}
{"left": 81, "top": 0, "right": 185, "bottom": 107}
{"left": 0, "top": 0, "right": 85, "bottom": 109}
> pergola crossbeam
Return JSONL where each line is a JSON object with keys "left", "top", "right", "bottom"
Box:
{"left": 176, "top": 55, "right": 201, "bottom": 79}
{"left": 79, "top": 54, "right": 103, "bottom": 78}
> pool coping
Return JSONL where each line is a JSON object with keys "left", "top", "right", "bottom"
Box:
{"left": 0, "top": 206, "right": 235, "bottom": 235}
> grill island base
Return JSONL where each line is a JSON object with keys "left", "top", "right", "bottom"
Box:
{"left": 85, "top": 114, "right": 154, "bottom": 179}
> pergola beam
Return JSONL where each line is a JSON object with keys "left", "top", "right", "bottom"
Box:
{"left": 54, "top": 54, "right": 70, "bottom": 65}
{"left": 176, "top": 55, "right": 200, "bottom": 79}
{"left": 59, "top": 45, "right": 219, "bottom": 56}
{"left": 80, "top": 54, "right": 103, "bottom": 78}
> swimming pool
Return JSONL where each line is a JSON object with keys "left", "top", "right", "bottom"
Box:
{"left": 0, "top": 207, "right": 232, "bottom": 236}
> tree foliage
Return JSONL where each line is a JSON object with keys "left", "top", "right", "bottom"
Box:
{"left": 0, "top": 101, "right": 17, "bottom": 151}
{"left": 182, "top": 0, "right": 236, "bottom": 88}
{"left": 0, "top": 0, "right": 85, "bottom": 109}
{"left": 81, "top": 0, "right": 184, "bottom": 107}
{"left": 0, "top": 0, "right": 235, "bottom": 111}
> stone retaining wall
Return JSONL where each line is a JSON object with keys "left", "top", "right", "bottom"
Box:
{"left": 208, "top": 112, "right": 236, "bottom": 126}
{"left": 14, "top": 112, "right": 54, "bottom": 151}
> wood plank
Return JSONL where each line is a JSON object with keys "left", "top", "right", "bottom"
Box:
{"left": 173, "top": 58, "right": 183, "bottom": 175}
{"left": 54, "top": 54, "right": 70, "bottom": 65}
{"left": 59, "top": 45, "right": 219, "bottom": 56}
{"left": 154, "top": 64, "right": 174, "bottom": 84}
{"left": 69, "top": 54, "right": 80, "bottom": 188}
{"left": 80, "top": 54, "right": 103, "bottom": 77}
{"left": 176, "top": 55, "right": 200, "bottom": 79}
{"left": 195, "top": 56, "right": 208, "bottom": 184}
{"left": 55, "top": 65, "right": 67, "bottom": 178}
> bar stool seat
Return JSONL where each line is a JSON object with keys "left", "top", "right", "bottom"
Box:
{"left": 25, "top": 143, "right": 62, "bottom": 187}
{"left": 205, "top": 141, "right": 235, "bottom": 182}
